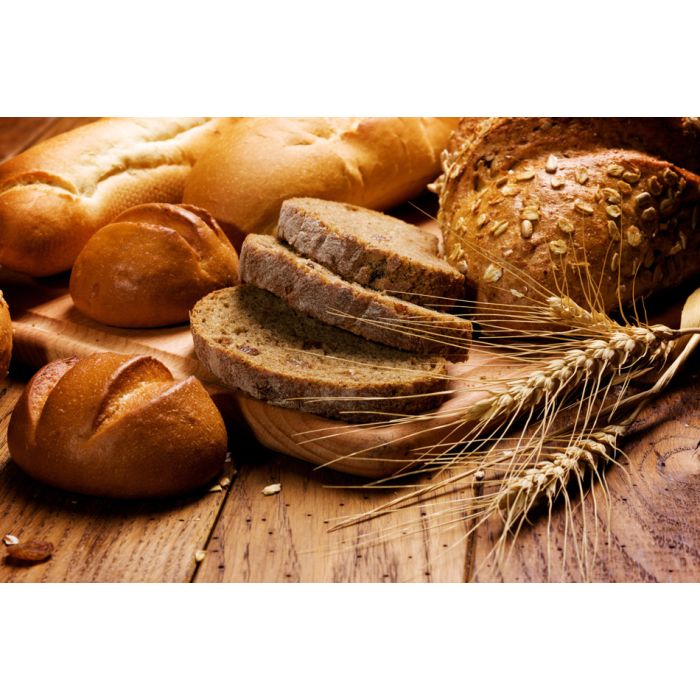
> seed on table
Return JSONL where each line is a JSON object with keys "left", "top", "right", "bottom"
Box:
{"left": 5, "top": 541, "right": 54, "bottom": 564}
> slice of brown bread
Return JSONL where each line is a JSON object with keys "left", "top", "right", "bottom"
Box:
{"left": 240, "top": 234, "right": 472, "bottom": 357}
{"left": 190, "top": 286, "right": 450, "bottom": 422}
{"left": 277, "top": 198, "right": 465, "bottom": 303}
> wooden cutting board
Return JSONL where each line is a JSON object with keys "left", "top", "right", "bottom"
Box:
{"left": 2, "top": 221, "right": 520, "bottom": 479}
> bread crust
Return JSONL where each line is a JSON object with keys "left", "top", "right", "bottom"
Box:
{"left": 7, "top": 353, "right": 227, "bottom": 498}
{"left": 69, "top": 203, "right": 240, "bottom": 327}
{"left": 0, "top": 118, "right": 232, "bottom": 276}
{"left": 183, "top": 117, "right": 459, "bottom": 247}
{"left": 240, "top": 234, "right": 471, "bottom": 356}
{"left": 439, "top": 118, "right": 700, "bottom": 319}
{"left": 0, "top": 290, "right": 12, "bottom": 380}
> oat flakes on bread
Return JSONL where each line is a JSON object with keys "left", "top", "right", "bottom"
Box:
{"left": 240, "top": 233, "right": 471, "bottom": 357}
{"left": 190, "top": 286, "right": 450, "bottom": 422}
{"left": 438, "top": 118, "right": 700, "bottom": 317}
{"left": 278, "top": 198, "right": 465, "bottom": 303}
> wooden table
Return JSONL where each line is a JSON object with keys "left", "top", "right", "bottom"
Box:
{"left": 1, "top": 117, "right": 699, "bottom": 583}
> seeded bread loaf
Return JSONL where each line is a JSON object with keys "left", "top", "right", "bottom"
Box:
{"left": 7, "top": 353, "right": 227, "bottom": 498}
{"left": 0, "top": 118, "right": 231, "bottom": 276}
{"left": 183, "top": 117, "right": 459, "bottom": 247}
{"left": 278, "top": 198, "right": 465, "bottom": 303}
{"left": 70, "top": 203, "right": 240, "bottom": 327}
{"left": 240, "top": 234, "right": 471, "bottom": 356}
{"left": 438, "top": 118, "right": 700, "bottom": 318}
{"left": 190, "top": 286, "right": 450, "bottom": 422}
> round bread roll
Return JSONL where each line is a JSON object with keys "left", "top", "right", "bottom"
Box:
{"left": 183, "top": 117, "right": 459, "bottom": 247}
{"left": 7, "top": 353, "right": 227, "bottom": 498}
{"left": 0, "top": 290, "right": 12, "bottom": 380}
{"left": 69, "top": 203, "right": 240, "bottom": 328}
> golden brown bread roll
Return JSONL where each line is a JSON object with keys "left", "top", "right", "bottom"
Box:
{"left": 0, "top": 118, "right": 232, "bottom": 276}
{"left": 183, "top": 117, "right": 459, "bottom": 247}
{"left": 69, "top": 203, "right": 240, "bottom": 328}
{"left": 7, "top": 353, "right": 227, "bottom": 498}
{"left": 0, "top": 290, "right": 12, "bottom": 380}
{"left": 438, "top": 118, "right": 700, "bottom": 318}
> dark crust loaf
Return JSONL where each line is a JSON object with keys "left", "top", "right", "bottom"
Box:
{"left": 438, "top": 118, "right": 700, "bottom": 317}
{"left": 277, "top": 198, "right": 466, "bottom": 304}
{"left": 240, "top": 234, "right": 472, "bottom": 357}
{"left": 190, "top": 286, "right": 450, "bottom": 422}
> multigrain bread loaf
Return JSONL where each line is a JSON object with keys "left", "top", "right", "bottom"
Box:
{"left": 438, "top": 118, "right": 700, "bottom": 317}
{"left": 0, "top": 291, "right": 11, "bottom": 380}
{"left": 183, "top": 117, "right": 459, "bottom": 247}
{"left": 277, "top": 198, "right": 465, "bottom": 302}
{"left": 240, "top": 233, "right": 471, "bottom": 356}
{"left": 190, "top": 286, "right": 450, "bottom": 422}
{"left": 70, "top": 203, "right": 240, "bottom": 328}
{"left": 7, "top": 353, "right": 227, "bottom": 498}
{"left": 0, "top": 118, "right": 231, "bottom": 276}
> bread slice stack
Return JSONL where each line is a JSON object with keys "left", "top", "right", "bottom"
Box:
{"left": 191, "top": 199, "right": 471, "bottom": 422}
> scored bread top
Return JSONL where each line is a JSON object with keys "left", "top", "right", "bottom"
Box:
{"left": 240, "top": 233, "right": 471, "bottom": 357}
{"left": 277, "top": 198, "right": 465, "bottom": 303}
{"left": 190, "top": 285, "right": 450, "bottom": 422}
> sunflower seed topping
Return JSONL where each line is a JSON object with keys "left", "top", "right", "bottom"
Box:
{"left": 622, "top": 169, "right": 641, "bottom": 184}
{"left": 641, "top": 207, "right": 658, "bottom": 222}
{"left": 626, "top": 225, "right": 642, "bottom": 248}
{"left": 492, "top": 221, "right": 509, "bottom": 237}
{"left": 516, "top": 170, "right": 536, "bottom": 181}
{"left": 663, "top": 168, "right": 679, "bottom": 186}
{"left": 602, "top": 188, "right": 621, "bottom": 204}
{"left": 575, "top": 168, "right": 589, "bottom": 184}
{"left": 557, "top": 218, "right": 575, "bottom": 234}
{"left": 501, "top": 185, "right": 520, "bottom": 196}
{"left": 617, "top": 181, "right": 633, "bottom": 195}
{"left": 549, "top": 239, "right": 568, "bottom": 255}
{"left": 545, "top": 155, "right": 559, "bottom": 173}
{"left": 659, "top": 198, "right": 675, "bottom": 216}
{"left": 608, "top": 220, "right": 621, "bottom": 240}
{"left": 635, "top": 192, "right": 653, "bottom": 210}
{"left": 521, "top": 207, "right": 540, "bottom": 221}
{"left": 483, "top": 263, "right": 503, "bottom": 283}
{"left": 648, "top": 176, "right": 663, "bottom": 195}
{"left": 574, "top": 200, "right": 594, "bottom": 215}
{"left": 520, "top": 220, "right": 533, "bottom": 238}
{"left": 606, "top": 205, "right": 622, "bottom": 219}
{"left": 607, "top": 164, "right": 624, "bottom": 178}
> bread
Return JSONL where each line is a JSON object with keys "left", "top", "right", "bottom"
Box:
{"left": 7, "top": 353, "right": 227, "bottom": 498}
{"left": 438, "top": 118, "right": 700, "bottom": 318}
{"left": 240, "top": 233, "right": 471, "bottom": 356}
{"left": 190, "top": 286, "right": 450, "bottom": 422}
{"left": 182, "top": 117, "right": 459, "bottom": 247}
{"left": 0, "top": 117, "right": 231, "bottom": 276}
{"left": 277, "top": 198, "right": 465, "bottom": 302}
{"left": 70, "top": 203, "right": 240, "bottom": 328}
{"left": 0, "top": 290, "right": 12, "bottom": 380}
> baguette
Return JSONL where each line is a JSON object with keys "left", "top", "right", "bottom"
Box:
{"left": 70, "top": 203, "right": 240, "bottom": 327}
{"left": 438, "top": 118, "right": 700, "bottom": 319}
{"left": 183, "top": 117, "right": 459, "bottom": 247}
{"left": 7, "top": 353, "right": 227, "bottom": 498}
{"left": 0, "top": 117, "right": 231, "bottom": 276}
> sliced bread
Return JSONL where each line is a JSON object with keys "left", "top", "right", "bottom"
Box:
{"left": 240, "top": 234, "right": 472, "bottom": 357}
{"left": 190, "top": 286, "right": 450, "bottom": 422}
{"left": 277, "top": 198, "right": 465, "bottom": 303}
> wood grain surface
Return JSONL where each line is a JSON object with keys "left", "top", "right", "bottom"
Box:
{"left": 1, "top": 117, "right": 699, "bottom": 583}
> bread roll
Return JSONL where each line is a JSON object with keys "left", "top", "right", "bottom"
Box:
{"left": 0, "top": 118, "right": 231, "bottom": 276}
{"left": 7, "top": 353, "right": 227, "bottom": 498}
{"left": 183, "top": 117, "right": 459, "bottom": 247}
{"left": 70, "top": 203, "right": 240, "bottom": 328}
{"left": 0, "top": 290, "right": 12, "bottom": 380}
{"left": 438, "top": 118, "right": 700, "bottom": 318}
